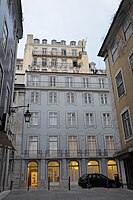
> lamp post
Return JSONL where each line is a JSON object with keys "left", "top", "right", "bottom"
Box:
{"left": 9, "top": 104, "right": 31, "bottom": 123}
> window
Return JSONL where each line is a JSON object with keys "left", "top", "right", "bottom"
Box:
{"left": 33, "top": 57, "right": 37, "bottom": 65}
{"left": 100, "top": 93, "right": 108, "bottom": 104}
{"left": 29, "top": 136, "right": 38, "bottom": 156}
{"left": 61, "top": 49, "right": 66, "bottom": 56}
{"left": 49, "top": 112, "right": 58, "bottom": 127}
{"left": 68, "top": 136, "right": 77, "bottom": 157}
{"left": 103, "top": 113, "right": 112, "bottom": 127}
{"left": 0, "top": 65, "right": 3, "bottom": 95}
{"left": 121, "top": 109, "right": 133, "bottom": 139}
{"left": 111, "top": 42, "right": 119, "bottom": 62}
{"left": 49, "top": 136, "right": 58, "bottom": 157}
{"left": 66, "top": 77, "right": 73, "bottom": 87}
{"left": 30, "top": 75, "right": 40, "bottom": 86}
{"left": 42, "top": 58, "right": 47, "bottom": 67}
{"left": 49, "top": 76, "right": 56, "bottom": 87}
{"left": 51, "top": 59, "right": 57, "bottom": 67}
{"left": 66, "top": 92, "right": 75, "bottom": 104}
{"left": 30, "top": 112, "right": 39, "bottom": 126}
{"left": 105, "top": 136, "right": 115, "bottom": 156}
{"left": 51, "top": 48, "right": 57, "bottom": 55}
{"left": 9, "top": 50, "right": 13, "bottom": 71}
{"left": 85, "top": 113, "right": 95, "bottom": 127}
{"left": 98, "top": 78, "right": 105, "bottom": 88}
{"left": 115, "top": 71, "right": 125, "bottom": 98}
{"left": 16, "top": 64, "right": 23, "bottom": 70}
{"left": 83, "top": 93, "right": 92, "bottom": 104}
{"left": 62, "top": 59, "right": 67, "bottom": 70}
{"left": 31, "top": 91, "right": 39, "bottom": 103}
{"left": 87, "top": 136, "right": 97, "bottom": 156}
{"left": 129, "top": 53, "right": 133, "bottom": 75}
{"left": 42, "top": 48, "right": 47, "bottom": 55}
{"left": 67, "top": 112, "right": 77, "bottom": 127}
{"left": 2, "top": 20, "right": 8, "bottom": 50}
{"left": 72, "top": 49, "right": 77, "bottom": 56}
{"left": 49, "top": 92, "right": 57, "bottom": 104}
{"left": 83, "top": 78, "right": 89, "bottom": 88}
{"left": 123, "top": 15, "right": 133, "bottom": 41}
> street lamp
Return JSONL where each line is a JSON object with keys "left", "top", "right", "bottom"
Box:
{"left": 9, "top": 104, "right": 31, "bottom": 123}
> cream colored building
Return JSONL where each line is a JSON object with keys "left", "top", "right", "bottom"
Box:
{"left": 98, "top": 0, "right": 133, "bottom": 190}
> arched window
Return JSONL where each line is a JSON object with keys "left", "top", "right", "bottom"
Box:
{"left": 88, "top": 160, "right": 99, "bottom": 173}
{"left": 27, "top": 162, "right": 38, "bottom": 188}
{"left": 107, "top": 160, "right": 118, "bottom": 179}
{"left": 69, "top": 161, "right": 79, "bottom": 183}
{"left": 48, "top": 161, "right": 60, "bottom": 185}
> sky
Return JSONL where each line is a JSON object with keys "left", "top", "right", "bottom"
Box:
{"left": 17, "top": 0, "right": 122, "bottom": 69}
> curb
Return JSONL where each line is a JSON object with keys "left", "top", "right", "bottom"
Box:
{"left": 0, "top": 190, "right": 10, "bottom": 200}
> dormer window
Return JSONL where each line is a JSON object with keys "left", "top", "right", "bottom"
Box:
{"left": 70, "top": 41, "right": 76, "bottom": 46}
{"left": 34, "top": 38, "right": 40, "bottom": 44}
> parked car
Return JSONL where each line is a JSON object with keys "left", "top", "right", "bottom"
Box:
{"left": 78, "top": 173, "right": 123, "bottom": 188}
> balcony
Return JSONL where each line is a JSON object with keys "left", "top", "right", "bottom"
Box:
{"left": 24, "top": 150, "right": 42, "bottom": 158}
{"left": 27, "top": 80, "right": 108, "bottom": 90}
{"left": 45, "top": 150, "right": 62, "bottom": 158}
{"left": 104, "top": 149, "right": 115, "bottom": 157}
{"left": 85, "top": 149, "right": 102, "bottom": 157}
{"left": 65, "top": 150, "right": 82, "bottom": 158}
{"left": 32, "top": 50, "right": 80, "bottom": 58}
{"left": 28, "top": 62, "right": 80, "bottom": 73}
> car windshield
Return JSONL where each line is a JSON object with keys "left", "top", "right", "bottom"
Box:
{"left": 82, "top": 174, "right": 88, "bottom": 179}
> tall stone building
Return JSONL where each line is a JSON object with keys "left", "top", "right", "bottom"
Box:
{"left": 13, "top": 34, "right": 121, "bottom": 189}
{"left": 0, "top": 0, "right": 23, "bottom": 192}
{"left": 98, "top": 0, "right": 133, "bottom": 190}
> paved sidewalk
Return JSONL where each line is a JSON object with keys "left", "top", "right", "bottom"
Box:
{"left": 0, "top": 190, "right": 10, "bottom": 200}
{"left": 1, "top": 188, "right": 133, "bottom": 200}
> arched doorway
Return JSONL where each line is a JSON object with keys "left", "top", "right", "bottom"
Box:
{"left": 69, "top": 161, "right": 79, "bottom": 183}
{"left": 27, "top": 162, "right": 38, "bottom": 188}
{"left": 107, "top": 160, "right": 118, "bottom": 179}
{"left": 48, "top": 161, "right": 60, "bottom": 186}
{"left": 88, "top": 160, "right": 99, "bottom": 173}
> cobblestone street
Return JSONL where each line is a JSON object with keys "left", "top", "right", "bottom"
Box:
{"left": 1, "top": 188, "right": 133, "bottom": 200}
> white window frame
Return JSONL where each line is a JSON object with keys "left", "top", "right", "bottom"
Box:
{"left": 48, "top": 111, "right": 59, "bottom": 127}
{"left": 48, "top": 91, "right": 57, "bottom": 104}
{"left": 66, "top": 77, "right": 73, "bottom": 87}
{"left": 102, "top": 112, "right": 112, "bottom": 127}
{"left": 100, "top": 93, "right": 108, "bottom": 104}
{"left": 67, "top": 112, "right": 77, "bottom": 127}
{"left": 83, "top": 77, "right": 90, "bottom": 88}
{"left": 30, "top": 112, "right": 39, "bottom": 126}
{"left": 66, "top": 92, "right": 75, "bottom": 104}
{"left": 49, "top": 76, "right": 56, "bottom": 87}
{"left": 31, "top": 91, "right": 40, "bottom": 104}
{"left": 30, "top": 75, "right": 40, "bottom": 86}
{"left": 83, "top": 93, "right": 92, "bottom": 104}
{"left": 84, "top": 112, "right": 95, "bottom": 128}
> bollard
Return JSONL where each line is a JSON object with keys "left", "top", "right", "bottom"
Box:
{"left": 68, "top": 176, "right": 70, "bottom": 190}
{"left": 87, "top": 177, "right": 91, "bottom": 189}
{"left": 10, "top": 181, "right": 13, "bottom": 190}
{"left": 48, "top": 177, "right": 50, "bottom": 190}
{"left": 27, "top": 177, "right": 30, "bottom": 191}
{"left": 107, "top": 178, "right": 109, "bottom": 189}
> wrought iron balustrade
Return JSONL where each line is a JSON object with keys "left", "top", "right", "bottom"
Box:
{"left": 85, "top": 149, "right": 102, "bottom": 157}
{"left": 24, "top": 150, "right": 42, "bottom": 158}
{"left": 45, "top": 150, "right": 62, "bottom": 158}
{"left": 65, "top": 150, "right": 82, "bottom": 157}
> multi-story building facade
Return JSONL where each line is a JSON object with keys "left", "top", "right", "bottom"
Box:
{"left": 0, "top": 0, "right": 23, "bottom": 192}
{"left": 13, "top": 35, "right": 121, "bottom": 189}
{"left": 98, "top": 0, "right": 133, "bottom": 190}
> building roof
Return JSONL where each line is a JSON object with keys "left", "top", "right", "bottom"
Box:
{"left": 98, "top": 0, "right": 132, "bottom": 57}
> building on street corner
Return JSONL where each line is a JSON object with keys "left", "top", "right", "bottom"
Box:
{"left": 98, "top": 0, "right": 133, "bottom": 190}
{"left": 12, "top": 34, "right": 123, "bottom": 189}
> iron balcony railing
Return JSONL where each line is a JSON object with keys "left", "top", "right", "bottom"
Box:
{"left": 85, "top": 149, "right": 102, "bottom": 157}
{"left": 65, "top": 150, "right": 82, "bottom": 157}
{"left": 27, "top": 80, "right": 108, "bottom": 90}
{"left": 24, "top": 150, "right": 42, "bottom": 158}
{"left": 32, "top": 50, "right": 80, "bottom": 58}
{"left": 45, "top": 150, "right": 63, "bottom": 158}
{"left": 104, "top": 149, "right": 115, "bottom": 157}
{"left": 29, "top": 62, "right": 80, "bottom": 69}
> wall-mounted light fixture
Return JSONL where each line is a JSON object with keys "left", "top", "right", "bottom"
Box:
{"left": 9, "top": 104, "right": 31, "bottom": 123}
